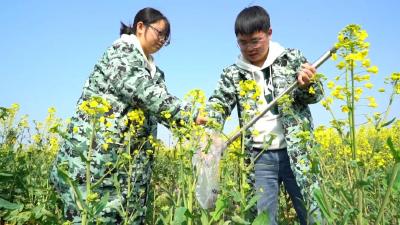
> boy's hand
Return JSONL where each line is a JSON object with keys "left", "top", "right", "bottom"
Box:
{"left": 196, "top": 115, "right": 208, "bottom": 125}
{"left": 297, "top": 63, "right": 316, "bottom": 89}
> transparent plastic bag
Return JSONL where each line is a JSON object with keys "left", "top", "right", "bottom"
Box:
{"left": 192, "top": 132, "right": 225, "bottom": 209}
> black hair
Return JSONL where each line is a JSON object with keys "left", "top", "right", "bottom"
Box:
{"left": 234, "top": 6, "right": 270, "bottom": 36}
{"left": 120, "top": 7, "right": 171, "bottom": 43}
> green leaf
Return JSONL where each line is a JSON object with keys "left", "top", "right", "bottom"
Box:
{"left": 32, "top": 205, "right": 54, "bottom": 219}
{"left": 0, "top": 197, "right": 23, "bottom": 210}
{"left": 211, "top": 197, "right": 227, "bottom": 221}
{"left": 387, "top": 137, "right": 400, "bottom": 162}
{"left": 57, "top": 167, "right": 87, "bottom": 212}
{"left": 338, "top": 209, "right": 355, "bottom": 225}
{"left": 232, "top": 214, "right": 250, "bottom": 224}
{"left": 0, "top": 172, "right": 13, "bottom": 177}
{"left": 387, "top": 164, "right": 400, "bottom": 193}
{"left": 244, "top": 194, "right": 260, "bottom": 212}
{"left": 93, "top": 192, "right": 109, "bottom": 216}
{"left": 313, "top": 188, "right": 334, "bottom": 222}
{"left": 339, "top": 188, "right": 353, "bottom": 205}
{"left": 381, "top": 117, "right": 396, "bottom": 128}
{"left": 200, "top": 211, "right": 209, "bottom": 225}
{"left": 0, "top": 172, "right": 14, "bottom": 183}
{"left": 394, "top": 169, "right": 400, "bottom": 193}
{"left": 9, "top": 210, "right": 32, "bottom": 224}
{"left": 230, "top": 190, "right": 242, "bottom": 202}
{"left": 231, "top": 151, "right": 246, "bottom": 158}
{"left": 172, "top": 207, "right": 187, "bottom": 225}
{"left": 0, "top": 107, "right": 9, "bottom": 119}
{"left": 252, "top": 212, "right": 269, "bottom": 225}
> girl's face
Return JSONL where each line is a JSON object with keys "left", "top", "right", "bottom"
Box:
{"left": 136, "top": 19, "right": 168, "bottom": 57}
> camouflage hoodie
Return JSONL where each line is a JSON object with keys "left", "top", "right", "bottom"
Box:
{"left": 207, "top": 43, "right": 323, "bottom": 210}
{"left": 51, "top": 34, "right": 196, "bottom": 223}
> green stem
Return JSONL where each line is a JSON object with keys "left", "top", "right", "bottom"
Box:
{"left": 83, "top": 118, "right": 96, "bottom": 225}
{"left": 125, "top": 134, "right": 133, "bottom": 224}
{"left": 240, "top": 130, "right": 246, "bottom": 218}
{"left": 374, "top": 162, "right": 400, "bottom": 225}
{"left": 82, "top": 212, "right": 88, "bottom": 225}
{"left": 187, "top": 176, "right": 195, "bottom": 225}
{"left": 348, "top": 57, "right": 363, "bottom": 225}
{"left": 349, "top": 62, "right": 356, "bottom": 161}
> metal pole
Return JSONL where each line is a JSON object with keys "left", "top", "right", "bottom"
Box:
{"left": 224, "top": 46, "right": 337, "bottom": 148}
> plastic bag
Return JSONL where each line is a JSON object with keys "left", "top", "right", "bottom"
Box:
{"left": 192, "top": 132, "right": 225, "bottom": 209}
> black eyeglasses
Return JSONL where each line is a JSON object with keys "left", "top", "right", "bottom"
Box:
{"left": 147, "top": 24, "right": 170, "bottom": 46}
{"left": 237, "top": 36, "right": 266, "bottom": 50}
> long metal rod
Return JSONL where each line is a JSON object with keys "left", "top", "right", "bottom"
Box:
{"left": 224, "top": 46, "right": 337, "bottom": 147}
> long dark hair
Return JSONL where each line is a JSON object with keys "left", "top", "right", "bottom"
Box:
{"left": 120, "top": 7, "right": 171, "bottom": 43}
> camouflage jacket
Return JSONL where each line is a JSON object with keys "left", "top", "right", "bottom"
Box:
{"left": 51, "top": 35, "right": 195, "bottom": 223}
{"left": 207, "top": 48, "right": 323, "bottom": 204}
{"left": 73, "top": 36, "right": 195, "bottom": 140}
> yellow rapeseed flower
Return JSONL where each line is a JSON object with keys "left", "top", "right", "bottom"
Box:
{"left": 332, "top": 89, "right": 345, "bottom": 100}
{"left": 364, "top": 82, "right": 373, "bottom": 89}
{"left": 146, "top": 149, "right": 154, "bottom": 155}
{"left": 99, "top": 116, "right": 105, "bottom": 123}
{"left": 395, "top": 83, "right": 400, "bottom": 94}
{"left": 19, "top": 115, "right": 29, "bottom": 128}
{"left": 327, "top": 81, "right": 335, "bottom": 89}
{"left": 78, "top": 97, "right": 111, "bottom": 116}
{"left": 89, "top": 100, "right": 98, "bottom": 108}
{"left": 10, "top": 103, "right": 20, "bottom": 112}
{"left": 341, "top": 105, "right": 350, "bottom": 113}
{"left": 127, "top": 109, "right": 145, "bottom": 126}
{"left": 355, "top": 87, "right": 363, "bottom": 95}
{"left": 308, "top": 86, "right": 316, "bottom": 95}
{"left": 367, "top": 96, "right": 378, "bottom": 108}
{"left": 321, "top": 97, "right": 333, "bottom": 109}
{"left": 162, "top": 111, "right": 171, "bottom": 119}
{"left": 354, "top": 76, "right": 363, "bottom": 82}
{"left": 48, "top": 107, "right": 56, "bottom": 114}
{"left": 251, "top": 129, "right": 260, "bottom": 136}
{"left": 367, "top": 66, "right": 379, "bottom": 74}
{"left": 362, "top": 59, "right": 371, "bottom": 68}
{"left": 33, "top": 134, "right": 41, "bottom": 143}
{"left": 65, "top": 118, "right": 71, "bottom": 124}
{"left": 73, "top": 126, "right": 79, "bottom": 134}
{"left": 391, "top": 72, "right": 400, "bottom": 81}
{"left": 336, "top": 61, "right": 346, "bottom": 70}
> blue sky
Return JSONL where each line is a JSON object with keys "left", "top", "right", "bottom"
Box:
{"left": 1, "top": 0, "right": 399, "bottom": 143}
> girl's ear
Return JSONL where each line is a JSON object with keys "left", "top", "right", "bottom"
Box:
{"left": 136, "top": 21, "right": 146, "bottom": 36}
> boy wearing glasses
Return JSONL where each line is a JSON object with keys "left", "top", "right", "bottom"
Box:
{"left": 206, "top": 5, "right": 323, "bottom": 225}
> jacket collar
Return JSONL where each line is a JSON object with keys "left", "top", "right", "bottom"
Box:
{"left": 118, "top": 34, "right": 157, "bottom": 78}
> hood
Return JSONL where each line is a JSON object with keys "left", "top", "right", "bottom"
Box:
{"left": 235, "top": 41, "right": 285, "bottom": 119}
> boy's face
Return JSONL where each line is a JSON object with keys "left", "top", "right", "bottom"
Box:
{"left": 237, "top": 29, "right": 272, "bottom": 67}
